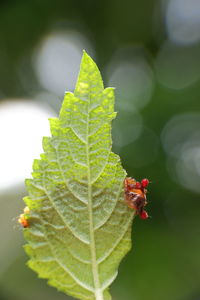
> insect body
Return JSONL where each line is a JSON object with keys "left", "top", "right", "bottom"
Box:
{"left": 18, "top": 206, "right": 30, "bottom": 228}
{"left": 124, "top": 177, "right": 149, "bottom": 219}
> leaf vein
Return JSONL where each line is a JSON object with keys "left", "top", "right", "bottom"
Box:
{"left": 97, "top": 212, "right": 134, "bottom": 264}
{"left": 38, "top": 218, "right": 94, "bottom": 293}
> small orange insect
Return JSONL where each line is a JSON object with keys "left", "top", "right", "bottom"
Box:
{"left": 124, "top": 177, "right": 150, "bottom": 219}
{"left": 18, "top": 206, "right": 30, "bottom": 228}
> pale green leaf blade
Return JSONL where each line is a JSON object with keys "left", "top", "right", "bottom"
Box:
{"left": 23, "top": 51, "right": 134, "bottom": 300}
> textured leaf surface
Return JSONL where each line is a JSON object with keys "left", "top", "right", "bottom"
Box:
{"left": 23, "top": 51, "right": 134, "bottom": 300}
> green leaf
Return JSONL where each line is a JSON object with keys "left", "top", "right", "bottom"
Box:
{"left": 23, "top": 51, "right": 134, "bottom": 300}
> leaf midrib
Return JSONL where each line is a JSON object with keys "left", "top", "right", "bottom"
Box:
{"left": 86, "top": 90, "right": 104, "bottom": 300}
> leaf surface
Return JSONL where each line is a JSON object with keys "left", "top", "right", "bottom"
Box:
{"left": 23, "top": 51, "right": 134, "bottom": 300}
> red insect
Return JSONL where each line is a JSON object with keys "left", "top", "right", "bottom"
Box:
{"left": 18, "top": 206, "right": 30, "bottom": 228}
{"left": 124, "top": 177, "right": 150, "bottom": 219}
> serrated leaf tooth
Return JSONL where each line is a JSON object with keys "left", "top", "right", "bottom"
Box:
{"left": 25, "top": 243, "right": 51, "bottom": 261}
{"left": 49, "top": 278, "right": 94, "bottom": 300}
{"left": 49, "top": 118, "right": 60, "bottom": 136}
{"left": 24, "top": 227, "right": 44, "bottom": 240}
{"left": 27, "top": 259, "right": 59, "bottom": 278}
{"left": 101, "top": 271, "right": 118, "bottom": 290}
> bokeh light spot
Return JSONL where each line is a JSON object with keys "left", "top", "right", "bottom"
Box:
{"left": 161, "top": 112, "right": 200, "bottom": 157}
{"left": 175, "top": 138, "right": 200, "bottom": 194}
{"left": 107, "top": 48, "right": 154, "bottom": 111}
{"left": 0, "top": 100, "right": 54, "bottom": 191}
{"left": 166, "top": 0, "right": 200, "bottom": 45}
{"left": 33, "top": 30, "right": 94, "bottom": 96}
{"left": 112, "top": 111, "right": 143, "bottom": 150}
{"left": 155, "top": 41, "right": 200, "bottom": 89}
{"left": 161, "top": 112, "right": 200, "bottom": 193}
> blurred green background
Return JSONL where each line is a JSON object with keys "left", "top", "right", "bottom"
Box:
{"left": 0, "top": 0, "right": 200, "bottom": 299}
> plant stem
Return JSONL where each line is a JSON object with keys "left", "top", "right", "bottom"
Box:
{"left": 95, "top": 289, "right": 104, "bottom": 300}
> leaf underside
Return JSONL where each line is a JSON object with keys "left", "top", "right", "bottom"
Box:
{"left": 23, "top": 51, "right": 134, "bottom": 300}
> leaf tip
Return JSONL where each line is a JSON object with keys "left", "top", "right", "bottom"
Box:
{"left": 81, "top": 50, "right": 95, "bottom": 66}
{"left": 82, "top": 49, "right": 89, "bottom": 57}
